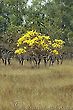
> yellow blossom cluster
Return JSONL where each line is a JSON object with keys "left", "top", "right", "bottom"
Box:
{"left": 17, "top": 30, "right": 39, "bottom": 47}
{"left": 52, "top": 49, "right": 59, "bottom": 55}
{"left": 15, "top": 48, "right": 26, "bottom": 54}
{"left": 52, "top": 39, "right": 65, "bottom": 49}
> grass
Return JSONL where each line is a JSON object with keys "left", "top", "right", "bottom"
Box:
{"left": 0, "top": 59, "right": 73, "bottom": 110}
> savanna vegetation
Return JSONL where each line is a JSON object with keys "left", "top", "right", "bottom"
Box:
{"left": 0, "top": 60, "right": 73, "bottom": 110}
{"left": 0, "top": 0, "right": 73, "bottom": 110}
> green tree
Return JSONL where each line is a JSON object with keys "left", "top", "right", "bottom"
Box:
{"left": 0, "top": 0, "right": 28, "bottom": 48}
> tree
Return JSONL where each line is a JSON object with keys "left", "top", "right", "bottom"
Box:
{"left": 0, "top": 0, "right": 28, "bottom": 49}
{"left": 0, "top": 0, "right": 73, "bottom": 54}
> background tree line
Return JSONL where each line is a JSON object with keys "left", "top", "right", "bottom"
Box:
{"left": 0, "top": 0, "right": 73, "bottom": 57}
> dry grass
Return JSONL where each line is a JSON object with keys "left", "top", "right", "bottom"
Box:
{"left": 0, "top": 59, "right": 73, "bottom": 110}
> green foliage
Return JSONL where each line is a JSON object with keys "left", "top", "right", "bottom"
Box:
{"left": 0, "top": 0, "right": 73, "bottom": 53}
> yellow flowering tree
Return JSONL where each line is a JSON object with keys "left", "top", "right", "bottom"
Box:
{"left": 15, "top": 30, "right": 65, "bottom": 56}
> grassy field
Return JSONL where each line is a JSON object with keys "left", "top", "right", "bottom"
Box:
{"left": 0, "top": 59, "right": 73, "bottom": 110}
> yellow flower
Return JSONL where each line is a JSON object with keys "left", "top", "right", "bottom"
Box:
{"left": 55, "top": 39, "right": 65, "bottom": 45}
{"left": 24, "top": 47, "right": 27, "bottom": 49}
{"left": 15, "top": 48, "right": 26, "bottom": 54}
{"left": 52, "top": 50, "right": 59, "bottom": 55}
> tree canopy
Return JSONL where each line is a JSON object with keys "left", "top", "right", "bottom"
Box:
{"left": 0, "top": 0, "right": 73, "bottom": 53}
